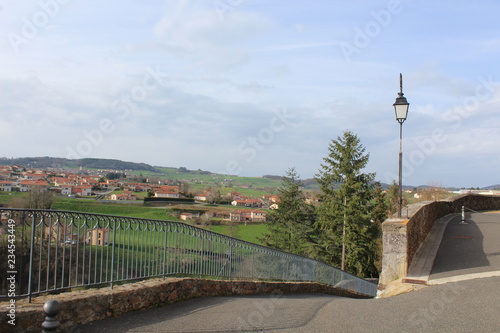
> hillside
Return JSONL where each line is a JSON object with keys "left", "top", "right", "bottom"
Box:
{"left": 0, "top": 156, "right": 159, "bottom": 172}
{"left": 1, "top": 156, "right": 446, "bottom": 191}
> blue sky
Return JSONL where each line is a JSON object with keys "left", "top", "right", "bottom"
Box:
{"left": 1, "top": 0, "right": 500, "bottom": 188}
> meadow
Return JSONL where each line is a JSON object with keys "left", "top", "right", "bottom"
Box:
{"left": 0, "top": 193, "right": 269, "bottom": 245}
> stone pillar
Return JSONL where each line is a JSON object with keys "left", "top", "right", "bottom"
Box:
{"left": 379, "top": 218, "right": 409, "bottom": 287}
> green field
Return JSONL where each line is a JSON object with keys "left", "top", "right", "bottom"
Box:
{"left": 0, "top": 192, "right": 24, "bottom": 204}
{"left": 53, "top": 198, "right": 179, "bottom": 221}
{"left": 1, "top": 192, "right": 269, "bottom": 245}
{"left": 208, "top": 223, "right": 269, "bottom": 245}
{"left": 129, "top": 167, "right": 283, "bottom": 190}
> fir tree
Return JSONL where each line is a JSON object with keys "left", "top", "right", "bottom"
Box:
{"left": 314, "top": 131, "right": 381, "bottom": 278}
{"left": 259, "top": 168, "right": 317, "bottom": 257}
{"left": 387, "top": 180, "right": 404, "bottom": 215}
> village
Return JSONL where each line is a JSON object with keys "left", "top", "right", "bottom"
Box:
{"left": 0, "top": 164, "right": 286, "bottom": 224}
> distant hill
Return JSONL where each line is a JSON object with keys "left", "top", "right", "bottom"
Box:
{"left": 482, "top": 184, "right": 500, "bottom": 190}
{"left": 0, "top": 157, "right": 159, "bottom": 172}
{"left": 1, "top": 157, "right": 452, "bottom": 190}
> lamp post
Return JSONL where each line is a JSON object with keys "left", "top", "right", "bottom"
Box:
{"left": 393, "top": 73, "right": 410, "bottom": 218}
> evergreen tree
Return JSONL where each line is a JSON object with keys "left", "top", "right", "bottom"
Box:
{"left": 260, "top": 168, "right": 317, "bottom": 257}
{"left": 387, "top": 180, "right": 399, "bottom": 215}
{"left": 314, "top": 131, "right": 381, "bottom": 278}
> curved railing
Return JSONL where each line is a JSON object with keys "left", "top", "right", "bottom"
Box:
{"left": 0, "top": 209, "right": 377, "bottom": 301}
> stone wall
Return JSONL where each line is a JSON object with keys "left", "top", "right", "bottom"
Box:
{"left": 1, "top": 277, "right": 372, "bottom": 332}
{"left": 379, "top": 194, "right": 500, "bottom": 286}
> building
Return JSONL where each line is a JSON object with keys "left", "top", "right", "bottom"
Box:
{"left": 61, "top": 186, "right": 92, "bottom": 196}
{"left": 154, "top": 190, "right": 180, "bottom": 198}
{"left": 194, "top": 193, "right": 211, "bottom": 202}
{"left": 230, "top": 209, "right": 267, "bottom": 222}
{"left": 231, "top": 199, "right": 262, "bottom": 207}
{"left": 0, "top": 181, "right": 13, "bottom": 192}
{"left": 86, "top": 228, "right": 110, "bottom": 246}
{"left": 110, "top": 191, "right": 137, "bottom": 201}
{"left": 180, "top": 212, "right": 201, "bottom": 221}
{"left": 19, "top": 180, "right": 49, "bottom": 192}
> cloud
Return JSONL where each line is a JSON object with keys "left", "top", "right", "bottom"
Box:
{"left": 153, "top": 1, "right": 274, "bottom": 72}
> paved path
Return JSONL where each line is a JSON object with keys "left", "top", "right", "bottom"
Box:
{"left": 76, "top": 277, "right": 500, "bottom": 333}
{"left": 74, "top": 211, "right": 500, "bottom": 333}
{"left": 429, "top": 211, "right": 500, "bottom": 283}
{"left": 407, "top": 211, "right": 500, "bottom": 284}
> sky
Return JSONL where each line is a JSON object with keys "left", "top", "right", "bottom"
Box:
{"left": 1, "top": 0, "right": 500, "bottom": 188}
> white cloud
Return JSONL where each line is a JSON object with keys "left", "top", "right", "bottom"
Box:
{"left": 153, "top": 1, "right": 273, "bottom": 72}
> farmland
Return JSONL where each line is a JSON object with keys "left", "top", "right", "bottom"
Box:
{"left": 0, "top": 192, "right": 270, "bottom": 245}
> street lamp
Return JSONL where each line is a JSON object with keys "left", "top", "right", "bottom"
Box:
{"left": 393, "top": 73, "right": 409, "bottom": 218}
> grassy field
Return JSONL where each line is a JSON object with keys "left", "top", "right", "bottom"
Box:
{"left": 53, "top": 198, "right": 178, "bottom": 221}
{"left": 129, "top": 167, "right": 283, "bottom": 190}
{"left": 0, "top": 192, "right": 25, "bottom": 204}
{"left": 0, "top": 192, "right": 269, "bottom": 245}
{"left": 208, "top": 223, "right": 269, "bottom": 245}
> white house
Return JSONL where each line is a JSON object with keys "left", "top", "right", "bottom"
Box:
{"left": 0, "top": 181, "right": 13, "bottom": 192}
{"left": 19, "top": 180, "right": 49, "bottom": 192}
{"left": 154, "top": 190, "right": 180, "bottom": 198}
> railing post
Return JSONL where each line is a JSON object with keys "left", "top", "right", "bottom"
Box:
{"left": 110, "top": 219, "right": 117, "bottom": 289}
{"left": 162, "top": 224, "right": 168, "bottom": 279}
{"left": 41, "top": 300, "right": 60, "bottom": 333}
{"left": 27, "top": 213, "right": 37, "bottom": 303}
{"left": 228, "top": 242, "right": 233, "bottom": 280}
{"left": 199, "top": 236, "right": 204, "bottom": 279}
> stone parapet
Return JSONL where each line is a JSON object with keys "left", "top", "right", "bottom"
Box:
{"left": 0, "top": 277, "right": 371, "bottom": 332}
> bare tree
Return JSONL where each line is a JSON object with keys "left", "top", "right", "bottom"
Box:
{"left": 9, "top": 188, "right": 55, "bottom": 209}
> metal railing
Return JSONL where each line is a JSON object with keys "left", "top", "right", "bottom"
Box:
{"left": 0, "top": 208, "right": 377, "bottom": 301}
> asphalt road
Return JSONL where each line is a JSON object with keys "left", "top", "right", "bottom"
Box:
{"left": 430, "top": 211, "right": 500, "bottom": 281}
{"left": 74, "top": 211, "right": 500, "bottom": 333}
{"left": 75, "top": 276, "right": 500, "bottom": 333}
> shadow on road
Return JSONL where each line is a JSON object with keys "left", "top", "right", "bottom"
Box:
{"left": 430, "top": 212, "right": 499, "bottom": 280}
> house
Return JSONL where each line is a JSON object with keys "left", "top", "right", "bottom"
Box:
{"left": 110, "top": 191, "right": 137, "bottom": 201}
{"left": 156, "top": 185, "right": 179, "bottom": 192}
{"left": 85, "top": 179, "right": 100, "bottom": 188}
{"left": 107, "top": 180, "right": 120, "bottom": 188}
{"left": 19, "top": 180, "right": 49, "bottom": 192}
{"left": 248, "top": 209, "right": 266, "bottom": 222}
{"left": 213, "top": 211, "right": 230, "bottom": 220}
{"left": 262, "top": 195, "right": 280, "bottom": 203}
{"left": 0, "top": 181, "right": 13, "bottom": 192}
{"left": 179, "top": 212, "right": 200, "bottom": 221}
{"left": 154, "top": 190, "right": 180, "bottom": 198}
{"left": 23, "top": 173, "right": 46, "bottom": 181}
{"left": 231, "top": 199, "right": 261, "bottom": 207}
{"left": 230, "top": 209, "right": 267, "bottom": 222}
{"left": 61, "top": 186, "right": 92, "bottom": 196}
{"left": 194, "top": 193, "right": 210, "bottom": 202}
{"left": 61, "top": 186, "right": 73, "bottom": 196}
{"left": 72, "top": 186, "right": 93, "bottom": 196}
{"left": 124, "top": 183, "right": 152, "bottom": 192}
{"left": 0, "top": 170, "right": 11, "bottom": 180}
{"left": 53, "top": 177, "right": 76, "bottom": 186}
{"left": 86, "top": 228, "right": 109, "bottom": 246}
